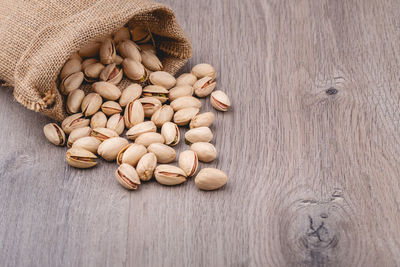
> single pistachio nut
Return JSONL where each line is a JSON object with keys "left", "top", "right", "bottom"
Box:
{"left": 99, "top": 63, "right": 123, "bottom": 85}
{"left": 161, "top": 122, "right": 180, "bottom": 146}
{"left": 117, "top": 143, "right": 147, "bottom": 166}
{"left": 189, "top": 112, "right": 215, "bottom": 129}
{"left": 43, "top": 123, "right": 65, "bottom": 146}
{"left": 99, "top": 37, "right": 116, "bottom": 64}
{"left": 149, "top": 71, "right": 176, "bottom": 89}
{"left": 84, "top": 62, "right": 105, "bottom": 81}
{"left": 81, "top": 58, "right": 99, "bottom": 70}
{"left": 123, "top": 58, "right": 147, "bottom": 81}
{"left": 136, "top": 152, "right": 157, "bottom": 181}
{"left": 151, "top": 104, "right": 174, "bottom": 128}
{"left": 124, "top": 100, "right": 144, "bottom": 128}
{"left": 113, "top": 55, "right": 123, "bottom": 65}
{"left": 81, "top": 93, "right": 102, "bottom": 117}
{"left": 67, "top": 127, "right": 92, "bottom": 147}
{"left": 62, "top": 113, "right": 90, "bottom": 134}
{"left": 179, "top": 150, "right": 198, "bottom": 176}
{"left": 113, "top": 27, "right": 131, "bottom": 43}
{"left": 92, "top": 82, "right": 122, "bottom": 101}
{"left": 126, "top": 121, "right": 156, "bottom": 140}
{"left": 176, "top": 73, "right": 197, "bottom": 86}
{"left": 142, "top": 85, "right": 169, "bottom": 103}
{"left": 190, "top": 142, "right": 217, "bottom": 163}
{"left": 91, "top": 127, "right": 119, "bottom": 141}
{"left": 66, "top": 147, "right": 97, "bottom": 169}
{"left": 173, "top": 107, "right": 199, "bottom": 126}
{"left": 141, "top": 50, "right": 162, "bottom": 71}
{"left": 191, "top": 63, "right": 216, "bottom": 79}
{"left": 195, "top": 168, "right": 227, "bottom": 190}
{"left": 139, "top": 97, "right": 162, "bottom": 117}
{"left": 130, "top": 26, "right": 151, "bottom": 43}
{"left": 148, "top": 143, "right": 176, "bottom": 164}
{"left": 139, "top": 44, "right": 156, "bottom": 54}
{"left": 185, "top": 127, "right": 213, "bottom": 144}
{"left": 193, "top": 76, "right": 216, "bottom": 97}
{"left": 90, "top": 111, "right": 107, "bottom": 129}
{"left": 154, "top": 165, "right": 187, "bottom": 185}
{"left": 60, "top": 58, "right": 82, "bottom": 80}
{"left": 101, "top": 101, "right": 122, "bottom": 116}
{"left": 60, "top": 71, "right": 84, "bottom": 95}
{"left": 115, "top": 163, "right": 141, "bottom": 190}
{"left": 210, "top": 90, "right": 231, "bottom": 111}
{"left": 66, "top": 89, "right": 85, "bottom": 114}
{"left": 69, "top": 52, "right": 82, "bottom": 62}
{"left": 79, "top": 42, "right": 101, "bottom": 58}
{"left": 97, "top": 137, "right": 129, "bottom": 161}
{"left": 72, "top": 136, "right": 101, "bottom": 154}
{"left": 117, "top": 40, "right": 141, "bottom": 61}
{"left": 170, "top": 96, "right": 202, "bottom": 111}
{"left": 107, "top": 114, "right": 125, "bottom": 135}
{"left": 168, "top": 85, "right": 194, "bottom": 101}
{"left": 135, "top": 132, "right": 165, "bottom": 147}
{"left": 119, "top": 83, "right": 142, "bottom": 107}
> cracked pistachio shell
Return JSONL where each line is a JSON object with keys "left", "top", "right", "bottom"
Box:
{"left": 119, "top": 84, "right": 142, "bottom": 107}
{"left": 81, "top": 58, "right": 99, "bottom": 70}
{"left": 90, "top": 111, "right": 107, "bottom": 129}
{"left": 126, "top": 121, "right": 156, "bottom": 140}
{"left": 123, "top": 58, "right": 147, "bottom": 81}
{"left": 81, "top": 93, "right": 102, "bottom": 117}
{"left": 66, "top": 147, "right": 97, "bottom": 169}
{"left": 148, "top": 143, "right": 176, "bottom": 164}
{"left": 99, "top": 37, "right": 116, "bottom": 64}
{"left": 189, "top": 112, "right": 215, "bottom": 129}
{"left": 92, "top": 82, "right": 121, "bottom": 101}
{"left": 191, "top": 63, "right": 216, "bottom": 79}
{"left": 67, "top": 127, "right": 92, "bottom": 147}
{"left": 151, "top": 105, "right": 174, "bottom": 128}
{"left": 190, "top": 142, "right": 217, "bottom": 163}
{"left": 168, "top": 85, "right": 194, "bottom": 101}
{"left": 161, "top": 122, "right": 180, "bottom": 146}
{"left": 107, "top": 114, "right": 125, "bottom": 135}
{"left": 66, "top": 89, "right": 85, "bottom": 114}
{"left": 43, "top": 123, "right": 65, "bottom": 146}
{"left": 72, "top": 136, "right": 101, "bottom": 154}
{"left": 101, "top": 101, "right": 122, "bottom": 116}
{"left": 62, "top": 113, "right": 90, "bottom": 134}
{"left": 193, "top": 76, "right": 216, "bottom": 97}
{"left": 117, "top": 143, "right": 147, "bottom": 166}
{"left": 100, "top": 63, "right": 123, "bottom": 85}
{"left": 179, "top": 150, "right": 198, "bottom": 177}
{"left": 131, "top": 26, "right": 151, "bottom": 43}
{"left": 135, "top": 132, "right": 164, "bottom": 147}
{"left": 195, "top": 168, "right": 227, "bottom": 190}
{"left": 91, "top": 127, "right": 119, "bottom": 141}
{"left": 141, "top": 50, "right": 163, "bottom": 71}
{"left": 60, "top": 71, "right": 84, "bottom": 95}
{"left": 154, "top": 165, "right": 187, "bottom": 185}
{"left": 124, "top": 100, "right": 144, "bottom": 128}
{"left": 176, "top": 73, "right": 197, "bottom": 87}
{"left": 113, "top": 27, "right": 131, "bottom": 43}
{"left": 136, "top": 152, "right": 157, "bottom": 181}
{"left": 117, "top": 40, "right": 141, "bottom": 61}
{"left": 210, "top": 90, "right": 230, "bottom": 111}
{"left": 173, "top": 107, "right": 199, "bottom": 126}
{"left": 113, "top": 55, "right": 123, "bottom": 65}
{"left": 170, "top": 96, "right": 201, "bottom": 111}
{"left": 97, "top": 137, "right": 129, "bottom": 161}
{"left": 79, "top": 42, "right": 101, "bottom": 58}
{"left": 142, "top": 85, "right": 169, "bottom": 103}
{"left": 115, "top": 163, "right": 140, "bottom": 190}
{"left": 60, "top": 58, "right": 82, "bottom": 80}
{"left": 185, "top": 127, "right": 213, "bottom": 144}
{"left": 139, "top": 97, "right": 162, "bottom": 117}
{"left": 84, "top": 62, "right": 105, "bottom": 81}
{"left": 139, "top": 44, "right": 156, "bottom": 54}
{"left": 149, "top": 71, "right": 176, "bottom": 89}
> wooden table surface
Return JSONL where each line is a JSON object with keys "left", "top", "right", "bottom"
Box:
{"left": 2, "top": 0, "right": 400, "bottom": 266}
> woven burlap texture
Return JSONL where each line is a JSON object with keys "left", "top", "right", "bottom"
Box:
{"left": 0, "top": 0, "right": 192, "bottom": 121}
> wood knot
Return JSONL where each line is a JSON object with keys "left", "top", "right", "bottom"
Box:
{"left": 325, "top": 87, "right": 338, "bottom": 95}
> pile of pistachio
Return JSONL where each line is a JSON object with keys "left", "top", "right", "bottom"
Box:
{"left": 43, "top": 26, "right": 231, "bottom": 191}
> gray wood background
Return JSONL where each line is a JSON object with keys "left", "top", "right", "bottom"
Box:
{"left": 1, "top": 0, "right": 400, "bottom": 266}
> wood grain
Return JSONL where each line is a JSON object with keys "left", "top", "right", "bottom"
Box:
{"left": 1, "top": 0, "right": 400, "bottom": 266}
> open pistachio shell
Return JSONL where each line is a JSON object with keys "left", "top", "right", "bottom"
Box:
{"left": 66, "top": 147, "right": 97, "bottom": 169}
{"left": 43, "top": 123, "right": 65, "bottom": 146}
{"left": 154, "top": 165, "right": 187, "bottom": 186}
{"left": 115, "top": 163, "right": 141, "bottom": 190}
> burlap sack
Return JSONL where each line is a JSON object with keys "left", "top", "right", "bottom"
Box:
{"left": 0, "top": 0, "right": 192, "bottom": 121}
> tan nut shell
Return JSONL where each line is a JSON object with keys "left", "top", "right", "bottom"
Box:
{"left": 62, "top": 113, "right": 90, "bottom": 134}
{"left": 136, "top": 152, "right": 157, "bottom": 181}
{"left": 173, "top": 107, "right": 200, "bottom": 126}
{"left": 79, "top": 42, "right": 101, "bottom": 58}
{"left": 117, "top": 143, "right": 147, "bottom": 166}
{"left": 92, "top": 82, "right": 122, "bottom": 101}
{"left": 100, "top": 63, "right": 123, "bottom": 85}
{"left": 191, "top": 63, "right": 216, "bottom": 79}
{"left": 135, "top": 132, "right": 165, "bottom": 147}
{"left": 113, "top": 27, "right": 130, "bottom": 43}
{"left": 142, "top": 85, "right": 169, "bottom": 103}
{"left": 185, "top": 127, "right": 213, "bottom": 144}
{"left": 131, "top": 27, "right": 151, "bottom": 44}
{"left": 81, "top": 58, "right": 99, "bottom": 70}
{"left": 176, "top": 73, "right": 197, "bottom": 87}
{"left": 210, "top": 90, "right": 231, "bottom": 111}
{"left": 195, "top": 168, "right": 227, "bottom": 190}
{"left": 91, "top": 127, "right": 119, "bottom": 141}
{"left": 170, "top": 96, "right": 202, "bottom": 111}
{"left": 66, "top": 147, "right": 97, "bottom": 169}
{"left": 179, "top": 150, "right": 198, "bottom": 176}
{"left": 81, "top": 93, "right": 102, "bottom": 117}
{"left": 190, "top": 142, "right": 217, "bottom": 163}
{"left": 66, "top": 89, "right": 85, "bottom": 114}
{"left": 154, "top": 165, "right": 187, "bottom": 185}
{"left": 139, "top": 97, "right": 162, "bottom": 117}
{"left": 107, "top": 114, "right": 125, "bottom": 135}
{"left": 101, "top": 101, "right": 122, "bottom": 116}
{"left": 67, "top": 127, "right": 92, "bottom": 147}
{"left": 90, "top": 111, "right": 107, "bottom": 129}
{"left": 99, "top": 37, "right": 116, "bottom": 64}
{"left": 149, "top": 71, "right": 176, "bottom": 89}
{"left": 147, "top": 143, "right": 176, "bottom": 164}
{"left": 60, "top": 71, "right": 84, "bottom": 95}
{"left": 117, "top": 40, "right": 141, "bottom": 61}
{"left": 141, "top": 50, "right": 163, "bottom": 71}
{"left": 126, "top": 121, "right": 157, "bottom": 140}
{"left": 151, "top": 105, "right": 174, "bottom": 128}
{"left": 72, "top": 136, "right": 101, "bottom": 154}
{"left": 115, "top": 163, "right": 140, "bottom": 190}
{"left": 189, "top": 112, "right": 215, "bottom": 129}
{"left": 193, "top": 76, "right": 216, "bottom": 98}
{"left": 124, "top": 100, "right": 144, "bottom": 128}
{"left": 43, "top": 123, "right": 65, "bottom": 146}
{"left": 97, "top": 137, "right": 129, "bottom": 161}
{"left": 161, "top": 122, "right": 180, "bottom": 146}
{"left": 123, "top": 58, "right": 146, "bottom": 81}
{"left": 84, "top": 62, "right": 105, "bottom": 80}
{"left": 119, "top": 84, "right": 142, "bottom": 107}
{"left": 60, "top": 58, "right": 82, "bottom": 80}
{"left": 168, "top": 85, "right": 194, "bottom": 101}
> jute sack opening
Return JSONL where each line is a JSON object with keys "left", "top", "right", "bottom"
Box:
{"left": 0, "top": 0, "right": 192, "bottom": 121}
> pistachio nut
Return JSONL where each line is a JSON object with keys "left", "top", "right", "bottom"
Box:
{"left": 97, "top": 137, "right": 129, "bottom": 161}
{"left": 66, "top": 147, "right": 97, "bottom": 169}
{"left": 122, "top": 58, "right": 146, "bottom": 81}
{"left": 151, "top": 105, "right": 174, "bottom": 128}
{"left": 190, "top": 142, "right": 217, "bottom": 163}
{"left": 142, "top": 85, "right": 169, "bottom": 103}
{"left": 91, "top": 127, "right": 119, "bottom": 141}
{"left": 179, "top": 150, "right": 198, "bottom": 177}
{"left": 113, "top": 27, "right": 131, "bottom": 43}
{"left": 124, "top": 100, "right": 144, "bottom": 128}
{"left": 90, "top": 111, "right": 107, "bottom": 129}
{"left": 92, "top": 82, "right": 122, "bottom": 101}
{"left": 66, "top": 89, "right": 84, "bottom": 114}
{"left": 113, "top": 55, "right": 123, "bottom": 65}
{"left": 141, "top": 50, "right": 163, "bottom": 71}
{"left": 191, "top": 63, "right": 216, "bottom": 79}
{"left": 62, "top": 113, "right": 90, "bottom": 134}
{"left": 149, "top": 71, "right": 176, "bottom": 89}
{"left": 117, "top": 143, "right": 147, "bottom": 166}
{"left": 60, "top": 71, "right": 84, "bottom": 95}
{"left": 99, "top": 37, "right": 116, "bottom": 64}
{"left": 79, "top": 41, "right": 101, "bottom": 58}
{"left": 72, "top": 136, "right": 101, "bottom": 154}
{"left": 60, "top": 58, "right": 82, "bottom": 80}
{"left": 117, "top": 40, "right": 141, "bottom": 61}
{"left": 193, "top": 76, "right": 216, "bottom": 97}
{"left": 101, "top": 101, "right": 122, "bottom": 116}
{"left": 176, "top": 73, "right": 197, "bottom": 86}
{"left": 170, "top": 96, "right": 202, "bottom": 111}
{"left": 81, "top": 93, "right": 102, "bottom": 117}
{"left": 135, "top": 132, "right": 165, "bottom": 147}
{"left": 139, "top": 44, "right": 156, "bottom": 54}
{"left": 139, "top": 97, "right": 162, "bottom": 117}
{"left": 115, "top": 163, "right": 141, "bottom": 190}
{"left": 43, "top": 123, "right": 65, "bottom": 146}
{"left": 173, "top": 107, "right": 200, "bottom": 126}
{"left": 107, "top": 114, "right": 125, "bottom": 135}
{"left": 185, "top": 127, "right": 213, "bottom": 144}
{"left": 81, "top": 58, "right": 99, "bottom": 70}
{"left": 154, "top": 165, "right": 187, "bottom": 186}
{"left": 189, "top": 112, "right": 215, "bottom": 129}
{"left": 136, "top": 152, "right": 157, "bottom": 181}
{"left": 67, "top": 127, "right": 92, "bottom": 147}
{"left": 130, "top": 26, "right": 151, "bottom": 44}
{"left": 119, "top": 83, "right": 142, "bottom": 107}
{"left": 99, "top": 63, "right": 123, "bottom": 85}
{"left": 69, "top": 52, "right": 82, "bottom": 62}
{"left": 195, "top": 168, "right": 227, "bottom": 190}
{"left": 161, "top": 122, "right": 180, "bottom": 146}
{"left": 168, "top": 85, "right": 194, "bottom": 101}
{"left": 210, "top": 90, "right": 231, "bottom": 111}
{"left": 84, "top": 62, "right": 105, "bottom": 81}
{"left": 126, "top": 121, "right": 157, "bottom": 140}
{"left": 148, "top": 143, "right": 176, "bottom": 164}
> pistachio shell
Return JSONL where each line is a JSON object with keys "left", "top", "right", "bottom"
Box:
{"left": 195, "top": 168, "right": 227, "bottom": 190}
{"left": 126, "top": 121, "right": 157, "bottom": 140}
{"left": 176, "top": 73, "right": 197, "bottom": 86}
{"left": 117, "top": 143, "right": 147, "bottom": 166}
{"left": 101, "top": 101, "right": 122, "bottom": 116}
{"left": 135, "top": 132, "right": 165, "bottom": 147}
{"left": 170, "top": 96, "right": 201, "bottom": 111}
{"left": 60, "top": 59, "right": 81, "bottom": 80}
{"left": 113, "top": 55, "right": 124, "bottom": 65}
{"left": 173, "top": 107, "right": 200, "bottom": 126}
{"left": 130, "top": 26, "right": 151, "bottom": 44}
{"left": 66, "top": 89, "right": 84, "bottom": 114}
{"left": 119, "top": 84, "right": 142, "bottom": 107}
{"left": 90, "top": 111, "right": 107, "bottom": 129}
{"left": 69, "top": 52, "right": 82, "bottom": 62}
{"left": 60, "top": 72, "right": 84, "bottom": 95}
{"left": 190, "top": 142, "right": 217, "bottom": 163}
{"left": 61, "top": 113, "right": 90, "bottom": 134}
{"left": 92, "top": 82, "right": 122, "bottom": 101}
{"left": 84, "top": 62, "right": 105, "bottom": 81}
{"left": 72, "top": 136, "right": 101, "bottom": 154}
{"left": 168, "top": 85, "right": 194, "bottom": 101}
{"left": 147, "top": 143, "right": 176, "bottom": 163}
{"left": 123, "top": 58, "right": 146, "bottom": 81}
{"left": 141, "top": 50, "right": 163, "bottom": 71}
{"left": 124, "top": 100, "right": 144, "bottom": 128}
{"left": 179, "top": 150, "right": 198, "bottom": 176}
{"left": 151, "top": 105, "right": 174, "bottom": 128}
{"left": 66, "top": 147, "right": 97, "bottom": 169}
{"left": 139, "top": 97, "right": 162, "bottom": 117}
{"left": 99, "top": 37, "right": 116, "bottom": 64}
{"left": 189, "top": 112, "right": 215, "bottom": 129}
{"left": 161, "top": 122, "right": 180, "bottom": 146}
{"left": 185, "top": 127, "right": 213, "bottom": 144}
{"left": 99, "top": 63, "right": 123, "bottom": 85}
{"left": 142, "top": 85, "right": 169, "bottom": 103}
{"left": 107, "top": 114, "right": 125, "bottom": 135}
{"left": 43, "top": 123, "right": 65, "bottom": 146}
{"left": 193, "top": 76, "right": 216, "bottom": 97}
{"left": 154, "top": 165, "right": 187, "bottom": 185}
{"left": 117, "top": 40, "right": 141, "bottom": 61}
{"left": 210, "top": 90, "right": 231, "bottom": 111}
{"left": 81, "top": 58, "right": 99, "bottom": 70}
{"left": 149, "top": 71, "right": 176, "bottom": 89}
{"left": 113, "top": 27, "right": 131, "bottom": 43}
{"left": 191, "top": 63, "right": 216, "bottom": 79}
{"left": 91, "top": 127, "right": 119, "bottom": 141}
{"left": 81, "top": 93, "right": 102, "bottom": 117}
{"left": 115, "top": 163, "right": 140, "bottom": 190}
{"left": 67, "top": 127, "right": 92, "bottom": 147}
{"left": 136, "top": 152, "right": 157, "bottom": 181}
{"left": 79, "top": 42, "right": 101, "bottom": 58}
{"left": 97, "top": 137, "right": 129, "bottom": 161}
